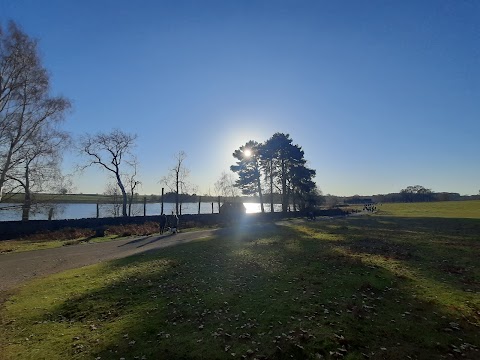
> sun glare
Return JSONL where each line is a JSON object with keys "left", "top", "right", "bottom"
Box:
{"left": 244, "top": 149, "right": 252, "bottom": 157}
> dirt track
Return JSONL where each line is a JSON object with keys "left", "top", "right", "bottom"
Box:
{"left": 0, "top": 228, "right": 221, "bottom": 298}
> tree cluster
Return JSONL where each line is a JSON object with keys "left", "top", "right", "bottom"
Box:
{"left": 230, "top": 133, "right": 319, "bottom": 213}
{"left": 342, "top": 186, "right": 463, "bottom": 204}
{"left": 399, "top": 185, "right": 434, "bottom": 202}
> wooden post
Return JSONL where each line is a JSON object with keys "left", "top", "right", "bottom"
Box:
{"left": 180, "top": 203, "right": 182, "bottom": 215}
{"left": 217, "top": 196, "right": 221, "bottom": 213}
{"left": 144, "top": 196, "right": 147, "bottom": 216}
{"left": 48, "top": 208, "right": 54, "bottom": 221}
{"left": 161, "top": 187, "right": 164, "bottom": 215}
{"left": 211, "top": 202, "right": 214, "bottom": 214}
{"left": 96, "top": 203, "right": 99, "bottom": 218}
{"left": 198, "top": 196, "right": 201, "bottom": 214}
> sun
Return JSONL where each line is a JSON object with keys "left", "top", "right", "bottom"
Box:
{"left": 244, "top": 149, "right": 252, "bottom": 157}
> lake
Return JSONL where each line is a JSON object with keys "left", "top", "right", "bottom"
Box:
{"left": 0, "top": 202, "right": 282, "bottom": 221}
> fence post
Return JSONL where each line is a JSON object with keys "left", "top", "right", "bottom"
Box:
{"left": 96, "top": 203, "right": 99, "bottom": 218}
{"left": 198, "top": 196, "right": 201, "bottom": 214}
{"left": 211, "top": 202, "right": 214, "bottom": 214}
{"left": 161, "top": 187, "right": 164, "bottom": 215}
{"left": 217, "top": 196, "right": 221, "bottom": 213}
{"left": 144, "top": 196, "right": 147, "bottom": 216}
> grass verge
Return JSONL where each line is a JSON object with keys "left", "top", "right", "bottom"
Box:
{"left": 0, "top": 222, "right": 164, "bottom": 254}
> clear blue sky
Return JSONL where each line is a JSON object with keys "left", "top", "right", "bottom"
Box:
{"left": 1, "top": 0, "right": 479, "bottom": 196}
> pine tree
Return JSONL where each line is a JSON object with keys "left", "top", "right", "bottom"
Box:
{"left": 230, "top": 140, "right": 265, "bottom": 212}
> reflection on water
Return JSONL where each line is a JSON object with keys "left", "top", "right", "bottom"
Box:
{"left": 0, "top": 202, "right": 283, "bottom": 221}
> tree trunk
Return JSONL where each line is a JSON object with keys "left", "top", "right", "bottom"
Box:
{"left": 255, "top": 161, "right": 264, "bottom": 213}
{"left": 128, "top": 194, "right": 132, "bottom": 216}
{"left": 22, "top": 192, "right": 31, "bottom": 221}
{"left": 281, "top": 158, "right": 288, "bottom": 212}
{"left": 115, "top": 173, "right": 128, "bottom": 217}
{"left": 257, "top": 178, "right": 265, "bottom": 213}
{"left": 161, "top": 187, "right": 164, "bottom": 215}
{"left": 175, "top": 171, "right": 179, "bottom": 215}
{"left": 22, "top": 166, "right": 31, "bottom": 221}
{"left": 0, "top": 144, "right": 15, "bottom": 202}
{"left": 292, "top": 188, "right": 297, "bottom": 212}
{"left": 269, "top": 158, "right": 274, "bottom": 213}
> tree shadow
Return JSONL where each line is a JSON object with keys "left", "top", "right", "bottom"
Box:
{"left": 117, "top": 235, "right": 153, "bottom": 247}
{"left": 135, "top": 233, "right": 179, "bottom": 248}
{"left": 291, "top": 216, "right": 480, "bottom": 297}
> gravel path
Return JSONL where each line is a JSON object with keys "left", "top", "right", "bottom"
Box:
{"left": 0, "top": 228, "right": 220, "bottom": 299}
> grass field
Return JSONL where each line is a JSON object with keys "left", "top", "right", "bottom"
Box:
{"left": 0, "top": 203, "right": 479, "bottom": 359}
{"left": 376, "top": 200, "right": 480, "bottom": 219}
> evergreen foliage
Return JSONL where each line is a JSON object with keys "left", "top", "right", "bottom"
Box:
{"left": 231, "top": 133, "right": 317, "bottom": 212}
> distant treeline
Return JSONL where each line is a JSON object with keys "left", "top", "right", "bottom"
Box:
{"left": 5, "top": 189, "right": 478, "bottom": 206}
{"left": 335, "top": 192, "right": 480, "bottom": 205}
{"left": 3, "top": 192, "right": 286, "bottom": 204}
{"left": 372, "top": 192, "right": 480, "bottom": 203}
{"left": 151, "top": 193, "right": 285, "bottom": 204}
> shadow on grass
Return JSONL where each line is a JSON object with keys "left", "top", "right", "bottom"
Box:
{"left": 295, "top": 216, "right": 480, "bottom": 291}
{"left": 3, "top": 218, "right": 480, "bottom": 359}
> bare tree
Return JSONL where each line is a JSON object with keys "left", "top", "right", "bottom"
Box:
{"left": 161, "top": 151, "right": 191, "bottom": 215}
{"left": 79, "top": 129, "right": 137, "bottom": 217}
{"left": 102, "top": 180, "right": 122, "bottom": 217}
{"left": 7, "top": 126, "right": 71, "bottom": 220}
{"left": 215, "top": 171, "right": 240, "bottom": 201}
{"left": 126, "top": 157, "right": 141, "bottom": 216}
{"left": 0, "top": 21, "right": 71, "bottom": 202}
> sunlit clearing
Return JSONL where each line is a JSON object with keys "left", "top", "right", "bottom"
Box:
{"left": 244, "top": 149, "right": 252, "bottom": 157}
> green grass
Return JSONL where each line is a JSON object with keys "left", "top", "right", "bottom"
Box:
{"left": 1, "top": 214, "right": 479, "bottom": 359}
{"left": 376, "top": 200, "right": 480, "bottom": 219}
